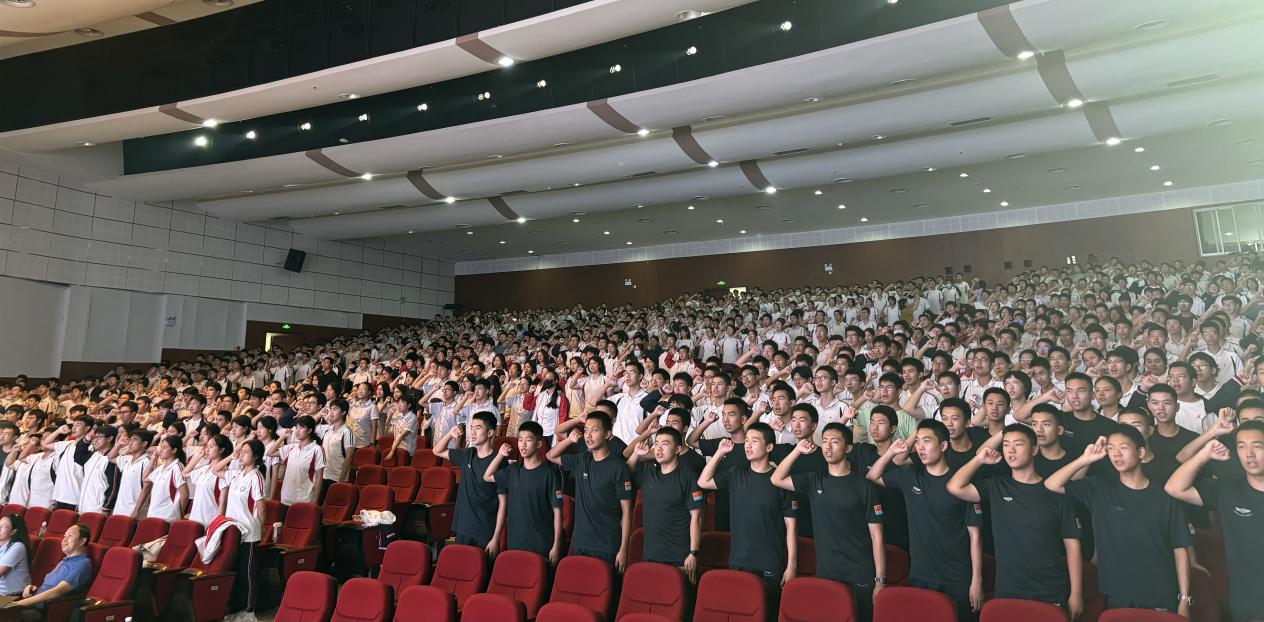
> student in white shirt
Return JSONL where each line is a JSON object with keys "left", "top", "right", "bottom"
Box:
{"left": 143, "top": 436, "right": 189, "bottom": 522}
{"left": 217, "top": 439, "right": 267, "bottom": 616}
{"left": 611, "top": 362, "right": 649, "bottom": 444}
{"left": 43, "top": 416, "right": 94, "bottom": 511}
{"left": 269, "top": 416, "right": 325, "bottom": 509}
{"left": 319, "top": 399, "right": 355, "bottom": 492}
{"left": 76, "top": 425, "right": 120, "bottom": 515}
{"left": 184, "top": 434, "right": 232, "bottom": 528}
{"left": 347, "top": 383, "right": 379, "bottom": 448}
{"left": 387, "top": 396, "right": 420, "bottom": 457}
{"left": 111, "top": 429, "right": 153, "bottom": 519}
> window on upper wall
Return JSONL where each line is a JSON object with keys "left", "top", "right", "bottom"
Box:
{"left": 1194, "top": 203, "right": 1264, "bottom": 255}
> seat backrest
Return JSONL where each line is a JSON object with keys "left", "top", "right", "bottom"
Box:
{"left": 873, "top": 586, "right": 956, "bottom": 622}
{"left": 537, "top": 603, "right": 602, "bottom": 622}
{"left": 88, "top": 543, "right": 107, "bottom": 573}
{"left": 394, "top": 585, "right": 455, "bottom": 622}
{"left": 0, "top": 504, "right": 24, "bottom": 518}
{"left": 632, "top": 497, "right": 644, "bottom": 531}
{"left": 698, "top": 531, "right": 730, "bottom": 574}
{"left": 381, "top": 448, "right": 409, "bottom": 469}
{"left": 23, "top": 507, "right": 49, "bottom": 532}
{"left": 628, "top": 528, "right": 644, "bottom": 564}
{"left": 29, "top": 537, "right": 64, "bottom": 585}
{"left": 428, "top": 544, "right": 487, "bottom": 610}
{"left": 376, "top": 436, "right": 396, "bottom": 452}
{"left": 561, "top": 495, "right": 574, "bottom": 536}
{"left": 356, "top": 465, "right": 387, "bottom": 487}
{"left": 356, "top": 484, "right": 394, "bottom": 513}
{"left": 778, "top": 577, "right": 855, "bottom": 622}
{"left": 332, "top": 577, "right": 394, "bottom": 622}
{"left": 1099, "top": 610, "right": 1187, "bottom": 622}
{"left": 379, "top": 541, "right": 433, "bottom": 599}
{"left": 351, "top": 447, "right": 380, "bottom": 469}
{"left": 1190, "top": 566, "right": 1220, "bottom": 622}
{"left": 189, "top": 525, "right": 239, "bottom": 573}
{"left": 487, "top": 550, "right": 548, "bottom": 619}
{"left": 260, "top": 499, "right": 284, "bottom": 540}
{"left": 276, "top": 571, "right": 337, "bottom": 622}
{"left": 387, "top": 468, "right": 419, "bottom": 504}
{"left": 87, "top": 546, "right": 141, "bottom": 603}
{"left": 411, "top": 449, "right": 441, "bottom": 470}
{"left": 98, "top": 514, "right": 136, "bottom": 548}
{"left": 980, "top": 598, "right": 1067, "bottom": 622}
{"left": 615, "top": 562, "right": 688, "bottom": 621}
{"left": 549, "top": 555, "right": 614, "bottom": 619}
{"left": 78, "top": 512, "right": 107, "bottom": 542}
{"left": 693, "top": 569, "right": 765, "bottom": 622}
{"left": 884, "top": 544, "right": 909, "bottom": 585}
{"left": 416, "top": 468, "right": 455, "bottom": 504}
{"left": 280, "top": 502, "right": 321, "bottom": 546}
{"left": 128, "top": 517, "right": 169, "bottom": 547}
{"left": 324, "top": 483, "right": 359, "bottom": 523}
{"left": 43, "top": 508, "right": 77, "bottom": 539}
{"left": 463, "top": 593, "right": 526, "bottom": 622}
{"left": 796, "top": 536, "right": 816, "bottom": 577}
{"left": 156, "top": 520, "right": 203, "bottom": 568}
{"left": 492, "top": 437, "right": 520, "bottom": 462}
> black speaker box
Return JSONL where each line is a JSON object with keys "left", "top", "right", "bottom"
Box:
{"left": 283, "top": 249, "right": 307, "bottom": 273}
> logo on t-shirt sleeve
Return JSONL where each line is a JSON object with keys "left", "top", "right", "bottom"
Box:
{"left": 690, "top": 490, "right": 703, "bottom": 502}
{"left": 873, "top": 504, "right": 883, "bottom": 517}
{"left": 624, "top": 481, "right": 632, "bottom": 491}
{"left": 973, "top": 503, "right": 984, "bottom": 516}
{"left": 554, "top": 490, "right": 563, "bottom": 500}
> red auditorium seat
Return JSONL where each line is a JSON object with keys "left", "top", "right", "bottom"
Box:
{"left": 352, "top": 447, "right": 380, "bottom": 470}
{"left": 356, "top": 464, "right": 388, "bottom": 487}
{"left": 629, "top": 528, "right": 644, "bottom": 564}
{"left": 0, "top": 504, "right": 24, "bottom": 518}
{"left": 88, "top": 542, "right": 108, "bottom": 573}
{"left": 97, "top": 514, "right": 136, "bottom": 548}
{"left": 128, "top": 516, "right": 169, "bottom": 547}
{"left": 49, "top": 546, "right": 142, "bottom": 622}
{"left": 275, "top": 571, "right": 337, "bottom": 622}
{"left": 463, "top": 593, "right": 527, "bottom": 622}
{"left": 537, "top": 603, "right": 604, "bottom": 622}
{"left": 698, "top": 531, "right": 730, "bottom": 574}
{"left": 1190, "top": 565, "right": 1220, "bottom": 622}
{"left": 42, "top": 508, "right": 77, "bottom": 540}
{"left": 796, "top": 536, "right": 816, "bottom": 576}
{"left": 701, "top": 492, "right": 717, "bottom": 531}
{"left": 429, "top": 544, "right": 488, "bottom": 611}
{"left": 616, "top": 562, "right": 689, "bottom": 622}
{"left": 386, "top": 466, "right": 420, "bottom": 514}
{"left": 29, "top": 537, "right": 63, "bottom": 586}
{"left": 873, "top": 586, "right": 956, "bottom": 622}
{"left": 324, "top": 483, "right": 360, "bottom": 524}
{"left": 1098, "top": 611, "right": 1186, "bottom": 622}
{"left": 884, "top": 545, "right": 909, "bottom": 585}
{"left": 778, "top": 577, "right": 856, "bottom": 622}
{"left": 632, "top": 497, "right": 644, "bottom": 530}
{"left": 1081, "top": 561, "right": 1106, "bottom": 622}
{"left": 982, "top": 552, "right": 996, "bottom": 598}
{"left": 77, "top": 512, "right": 107, "bottom": 541}
{"left": 376, "top": 436, "right": 396, "bottom": 453}
{"left": 694, "top": 569, "right": 766, "bottom": 622}
{"left": 548, "top": 554, "right": 616, "bottom": 621}
{"left": 138, "top": 519, "right": 203, "bottom": 618}
{"left": 487, "top": 550, "right": 549, "bottom": 619}
{"left": 332, "top": 577, "right": 394, "bottom": 622}
{"left": 258, "top": 501, "right": 323, "bottom": 610}
{"left": 394, "top": 585, "right": 456, "bottom": 622}
{"left": 561, "top": 495, "right": 574, "bottom": 537}
{"left": 334, "top": 484, "right": 395, "bottom": 580}
{"left": 619, "top": 614, "right": 678, "bottom": 622}
{"left": 980, "top": 598, "right": 1066, "bottom": 622}
{"left": 23, "top": 507, "right": 49, "bottom": 533}
{"left": 493, "top": 436, "right": 520, "bottom": 462}
{"left": 411, "top": 448, "right": 442, "bottom": 471}
{"left": 259, "top": 498, "right": 284, "bottom": 545}
{"left": 401, "top": 468, "right": 456, "bottom": 542}
{"left": 379, "top": 540, "right": 433, "bottom": 601}
{"left": 1194, "top": 528, "right": 1227, "bottom": 604}
{"left": 165, "top": 524, "right": 241, "bottom": 622}
{"left": 381, "top": 448, "right": 409, "bottom": 469}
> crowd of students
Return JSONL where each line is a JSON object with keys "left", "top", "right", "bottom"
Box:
{"left": 0, "top": 253, "right": 1260, "bottom": 622}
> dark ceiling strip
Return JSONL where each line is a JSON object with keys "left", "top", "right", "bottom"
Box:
{"left": 0, "top": 29, "right": 69, "bottom": 37}
{"left": 739, "top": 160, "right": 772, "bottom": 189}
{"left": 304, "top": 149, "right": 360, "bottom": 178}
{"left": 157, "top": 103, "right": 204, "bottom": 124}
{"left": 1081, "top": 102, "right": 1123, "bottom": 142}
{"left": 454, "top": 33, "right": 507, "bottom": 65}
{"left": 976, "top": 5, "right": 1035, "bottom": 59}
{"left": 135, "top": 11, "right": 177, "bottom": 26}
{"left": 671, "top": 126, "right": 714, "bottom": 165}
{"left": 1035, "top": 50, "right": 1085, "bottom": 104}
{"left": 586, "top": 100, "right": 641, "bottom": 134}
{"left": 406, "top": 170, "right": 447, "bottom": 201}
{"left": 487, "top": 196, "right": 520, "bottom": 221}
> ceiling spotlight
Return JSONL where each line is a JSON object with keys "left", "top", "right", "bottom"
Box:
{"left": 1163, "top": 180, "right": 1174, "bottom": 186}
{"left": 707, "top": 160, "right": 719, "bottom": 168}
{"left": 299, "top": 122, "right": 312, "bottom": 130}
{"left": 715, "top": 219, "right": 724, "bottom": 224}
{"left": 488, "top": 154, "right": 503, "bottom": 159}
{"left": 202, "top": 119, "right": 219, "bottom": 128}
{"left": 499, "top": 240, "right": 506, "bottom": 245}
{"left": 1000, "top": 201, "right": 1010, "bottom": 206}
{"left": 3, "top": 0, "right": 35, "bottom": 8}
{"left": 536, "top": 80, "right": 547, "bottom": 88}
{"left": 837, "top": 204, "right": 846, "bottom": 210}
{"left": 1105, "top": 137, "right": 1121, "bottom": 146}
{"left": 609, "top": 64, "right": 622, "bottom": 74}
{"left": 193, "top": 135, "right": 209, "bottom": 147}
{"left": 358, "top": 113, "right": 370, "bottom": 122}
{"left": 516, "top": 217, "right": 527, "bottom": 223}
{"left": 1149, "top": 165, "right": 1161, "bottom": 171}
{"left": 685, "top": 46, "right": 698, "bottom": 56}
{"left": 959, "top": 172, "right": 969, "bottom": 178}
{"left": 687, "top": 205, "right": 695, "bottom": 210}
{"left": 245, "top": 130, "right": 257, "bottom": 139}
{"left": 626, "top": 241, "right": 633, "bottom": 245}
{"left": 739, "top": 230, "right": 747, "bottom": 234}
{"left": 572, "top": 218, "right": 580, "bottom": 223}
{"left": 764, "top": 186, "right": 777, "bottom": 194}
{"left": 359, "top": 173, "right": 374, "bottom": 180}
{"left": 528, "top": 250, "right": 535, "bottom": 254}
{"left": 203, "top": 0, "right": 234, "bottom": 7}
{"left": 75, "top": 28, "right": 103, "bottom": 37}
{"left": 677, "top": 9, "right": 703, "bottom": 20}
{"left": 860, "top": 216, "right": 870, "bottom": 222}
{"left": 637, "top": 128, "right": 650, "bottom": 137}
{"left": 925, "top": 167, "right": 937, "bottom": 172}
{"left": 982, "top": 188, "right": 992, "bottom": 193}
{"left": 407, "top": 230, "right": 414, "bottom": 234}
{"left": 802, "top": 97, "right": 820, "bottom": 103}
{"left": 813, "top": 190, "right": 823, "bottom": 195}
{"left": 416, "top": 103, "right": 429, "bottom": 111}
{"left": 76, "top": 142, "right": 94, "bottom": 147}
{"left": 779, "top": 21, "right": 793, "bottom": 31}
{"left": 1065, "top": 98, "right": 1084, "bottom": 109}
{"left": 466, "top": 231, "right": 474, "bottom": 235}
{"left": 1016, "top": 50, "right": 1035, "bottom": 60}
{"left": 444, "top": 196, "right": 457, "bottom": 204}
{"left": 497, "top": 56, "right": 515, "bottom": 67}
{"left": 339, "top": 93, "right": 359, "bottom": 100}
{"left": 872, "top": 134, "right": 885, "bottom": 140}
{"left": 603, "top": 231, "right": 610, "bottom": 235}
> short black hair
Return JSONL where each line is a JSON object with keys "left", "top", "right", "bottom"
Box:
{"left": 747, "top": 421, "right": 775, "bottom": 445}
{"left": 821, "top": 422, "right": 852, "bottom": 444}
{"left": 654, "top": 427, "right": 683, "bottom": 446}
{"left": 586, "top": 411, "right": 613, "bottom": 433}
{"left": 518, "top": 421, "right": 543, "bottom": 439}
{"left": 1003, "top": 423, "right": 1037, "bottom": 446}
{"left": 915, "top": 419, "right": 949, "bottom": 444}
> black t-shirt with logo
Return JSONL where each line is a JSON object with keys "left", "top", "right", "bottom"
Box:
{"left": 560, "top": 451, "right": 633, "bottom": 555}
{"left": 851, "top": 443, "right": 909, "bottom": 550}
{"left": 633, "top": 463, "right": 703, "bottom": 565}
{"left": 790, "top": 467, "right": 881, "bottom": 585}
{"left": 1059, "top": 413, "right": 1120, "bottom": 458}
{"left": 977, "top": 476, "right": 1079, "bottom": 603}
{"left": 1147, "top": 427, "right": 1199, "bottom": 483}
{"left": 881, "top": 463, "right": 982, "bottom": 584}
{"left": 713, "top": 466, "right": 794, "bottom": 573}
{"left": 1194, "top": 477, "right": 1264, "bottom": 621}
{"left": 698, "top": 437, "right": 749, "bottom": 531}
{"left": 493, "top": 461, "right": 563, "bottom": 556}
{"left": 770, "top": 444, "right": 827, "bottom": 537}
{"left": 450, "top": 447, "right": 499, "bottom": 542}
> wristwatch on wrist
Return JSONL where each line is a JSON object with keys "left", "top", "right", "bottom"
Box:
{"left": 689, "top": 550, "right": 700, "bottom": 557}
{"left": 874, "top": 577, "right": 887, "bottom": 585}
{"left": 1177, "top": 593, "right": 1194, "bottom": 606}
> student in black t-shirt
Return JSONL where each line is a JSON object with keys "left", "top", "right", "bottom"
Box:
{"left": 482, "top": 421, "right": 563, "bottom": 562}
{"left": 948, "top": 424, "right": 1083, "bottom": 618}
{"left": 849, "top": 405, "right": 910, "bottom": 551}
{"left": 770, "top": 404, "right": 826, "bottom": 537}
{"left": 868, "top": 419, "right": 983, "bottom": 622}
{"left": 627, "top": 426, "right": 703, "bottom": 583}
{"left": 1166, "top": 420, "right": 1264, "bottom": 622}
{"left": 1045, "top": 427, "right": 1192, "bottom": 616}
{"left": 434, "top": 411, "right": 504, "bottom": 552}
{"left": 699, "top": 422, "right": 795, "bottom": 621}
{"left": 546, "top": 411, "right": 634, "bottom": 571}
{"left": 1175, "top": 398, "right": 1263, "bottom": 481}
{"left": 625, "top": 408, "right": 705, "bottom": 475}
{"left": 1060, "top": 373, "right": 1119, "bottom": 459}
{"left": 1030, "top": 405, "right": 1074, "bottom": 477}
{"left": 772, "top": 423, "right": 885, "bottom": 622}
{"left": 692, "top": 398, "right": 752, "bottom": 531}
{"left": 1144, "top": 384, "right": 1199, "bottom": 483}
{"left": 941, "top": 399, "right": 990, "bottom": 470}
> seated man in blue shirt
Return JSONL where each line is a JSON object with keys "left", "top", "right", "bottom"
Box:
{"left": 3, "top": 524, "right": 92, "bottom": 618}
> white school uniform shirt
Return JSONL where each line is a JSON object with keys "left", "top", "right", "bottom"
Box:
{"left": 1175, "top": 399, "right": 1212, "bottom": 434}
{"left": 7, "top": 459, "right": 33, "bottom": 507}
{"left": 50, "top": 440, "right": 86, "bottom": 507}
{"left": 279, "top": 442, "right": 325, "bottom": 506}
{"left": 389, "top": 411, "right": 419, "bottom": 455}
{"left": 221, "top": 469, "right": 266, "bottom": 543}
{"left": 146, "top": 461, "right": 186, "bottom": 522}
{"left": 112, "top": 453, "right": 150, "bottom": 517}
{"left": 77, "top": 451, "right": 117, "bottom": 515}
{"left": 348, "top": 400, "right": 379, "bottom": 448}
{"left": 532, "top": 391, "right": 561, "bottom": 438}
{"left": 27, "top": 452, "right": 56, "bottom": 509}
{"left": 612, "top": 389, "right": 649, "bottom": 445}
{"left": 188, "top": 464, "right": 222, "bottom": 527}
{"left": 319, "top": 424, "right": 354, "bottom": 482}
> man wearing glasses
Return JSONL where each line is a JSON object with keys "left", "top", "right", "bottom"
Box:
{"left": 851, "top": 373, "right": 918, "bottom": 443}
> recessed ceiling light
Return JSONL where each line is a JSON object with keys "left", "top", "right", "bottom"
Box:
{"left": 603, "top": 231, "right": 610, "bottom": 235}
{"left": 755, "top": 205, "right": 773, "bottom": 211}
{"left": 528, "top": 250, "right": 534, "bottom": 254}
{"left": 982, "top": 188, "right": 992, "bottom": 193}
{"left": 692, "top": 196, "right": 711, "bottom": 201}
{"left": 1066, "top": 185, "right": 1080, "bottom": 190}
{"left": 337, "top": 138, "right": 349, "bottom": 143}
{"left": 488, "top": 154, "right": 503, "bottom": 159}
{"left": 739, "top": 230, "right": 747, "bottom": 234}
{"left": 416, "top": 103, "right": 429, "bottom": 111}
{"left": 781, "top": 219, "right": 794, "bottom": 223}
{"left": 885, "top": 0, "right": 897, "bottom": 4}
{"left": 1000, "top": 201, "right": 1009, "bottom": 207}
{"left": 516, "top": 217, "right": 527, "bottom": 223}
{"left": 626, "top": 241, "right": 633, "bottom": 245}
{"left": 572, "top": 182, "right": 581, "bottom": 187}
{"left": 677, "top": 9, "right": 703, "bottom": 20}
{"left": 193, "top": 136, "right": 209, "bottom": 147}
{"left": 913, "top": 203, "right": 928, "bottom": 208}
{"left": 201, "top": 118, "right": 219, "bottom": 128}
{"left": 1163, "top": 180, "right": 1173, "bottom": 186}
{"left": 764, "top": 186, "right": 777, "bottom": 194}
{"left": 339, "top": 93, "right": 359, "bottom": 100}
{"left": 299, "top": 122, "right": 312, "bottom": 130}
{"left": 802, "top": 97, "right": 820, "bottom": 103}
{"left": 360, "top": 173, "right": 373, "bottom": 180}
{"left": 1016, "top": 50, "right": 1035, "bottom": 60}
{"left": 813, "top": 190, "right": 823, "bottom": 195}
{"left": 1065, "top": 98, "right": 1084, "bottom": 108}
{"left": 701, "top": 115, "right": 726, "bottom": 123}
{"left": 636, "top": 128, "right": 650, "bottom": 137}
{"left": 609, "top": 64, "right": 622, "bottom": 74}
{"left": 707, "top": 160, "right": 719, "bottom": 168}
{"left": 779, "top": 21, "right": 793, "bottom": 31}
{"left": 872, "top": 134, "right": 885, "bottom": 140}
{"left": 1226, "top": 232, "right": 1235, "bottom": 236}
{"left": 358, "top": 113, "right": 369, "bottom": 122}
{"left": 1133, "top": 146, "right": 1145, "bottom": 153}
{"left": 444, "top": 196, "right": 457, "bottom": 204}
{"left": 1149, "top": 165, "right": 1161, "bottom": 171}
{"left": 860, "top": 217, "right": 869, "bottom": 222}
{"left": 536, "top": 80, "right": 547, "bottom": 88}
{"left": 75, "top": 28, "right": 103, "bottom": 37}
{"left": 959, "top": 172, "right": 969, "bottom": 178}
{"left": 497, "top": 56, "right": 515, "bottom": 67}
{"left": 1208, "top": 119, "right": 1233, "bottom": 128}
{"left": 837, "top": 204, "right": 846, "bottom": 210}
{"left": 685, "top": 46, "right": 698, "bottom": 56}
{"left": 1004, "top": 153, "right": 1026, "bottom": 160}
{"left": 203, "top": 0, "right": 234, "bottom": 7}
{"left": 888, "top": 78, "right": 917, "bottom": 87}
{"left": 1134, "top": 19, "right": 1167, "bottom": 31}
{"left": 466, "top": 231, "right": 474, "bottom": 235}
{"left": 1046, "top": 168, "right": 1067, "bottom": 174}
{"left": 637, "top": 218, "right": 654, "bottom": 223}
{"left": 834, "top": 178, "right": 854, "bottom": 184}
{"left": 572, "top": 218, "right": 580, "bottom": 223}
{"left": 924, "top": 167, "right": 937, "bottom": 172}
{"left": 553, "top": 142, "right": 571, "bottom": 148}
{"left": 245, "top": 130, "right": 257, "bottom": 139}
{"left": 890, "top": 188, "right": 908, "bottom": 194}
{"left": 636, "top": 204, "right": 645, "bottom": 208}
{"left": 407, "top": 230, "right": 414, "bottom": 234}
{"left": 687, "top": 205, "right": 695, "bottom": 210}
{"left": 498, "top": 240, "right": 506, "bottom": 244}
{"left": 715, "top": 219, "right": 724, "bottom": 224}
{"left": 283, "top": 183, "right": 299, "bottom": 188}
{"left": 3, "top": 0, "right": 35, "bottom": 7}
{"left": 332, "top": 211, "right": 339, "bottom": 215}
{"left": 664, "top": 230, "right": 678, "bottom": 235}
{"left": 76, "top": 142, "right": 94, "bottom": 147}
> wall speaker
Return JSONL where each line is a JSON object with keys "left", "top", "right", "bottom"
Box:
{"left": 283, "top": 249, "right": 307, "bottom": 273}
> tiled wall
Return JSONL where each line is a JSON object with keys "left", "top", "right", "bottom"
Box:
{"left": 0, "top": 161, "right": 456, "bottom": 325}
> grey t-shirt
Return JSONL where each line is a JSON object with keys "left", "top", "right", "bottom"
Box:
{"left": 0, "top": 540, "right": 31, "bottom": 596}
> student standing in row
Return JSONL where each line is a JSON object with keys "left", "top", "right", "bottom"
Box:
{"left": 547, "top": 412, "right": 633, "bottom": 571}
{"left": 627, "top": 426, "right": 703, "bottom": 583}
{"left": 435, "top": 411, "right": 504, "bottom": 553}
{"left": 483, "top": 421, "right": 563, "bottom": 563}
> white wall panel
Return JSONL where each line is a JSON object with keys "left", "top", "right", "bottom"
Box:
{"left": 0, "top": 276, "right": 69, "bottom": 377}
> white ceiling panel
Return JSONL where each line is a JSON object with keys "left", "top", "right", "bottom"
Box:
{"left": 1012, "top": 0, "right": 1258, "bottom": 52}
{"left": 91, "top": 151, "right": 343, "bottom": 201}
